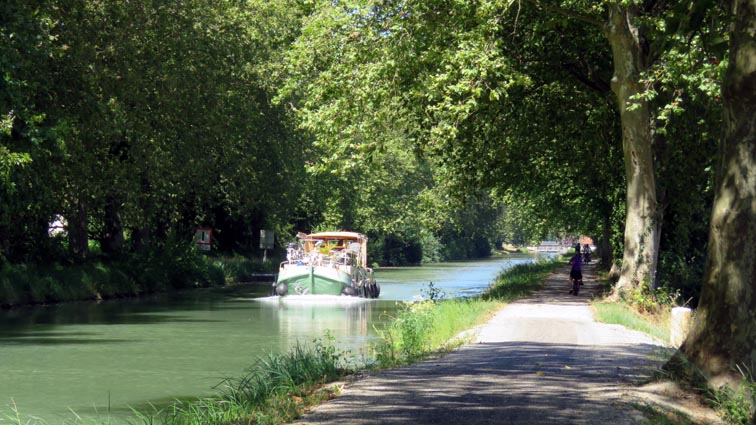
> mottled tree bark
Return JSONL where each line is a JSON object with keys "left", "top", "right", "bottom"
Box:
{"left": 67, "top": 200, "right": 89, "bottom": 261}
{"left": 683, "top": 0, "right": 756, "bottom": 381}
{"left": 605, "top": 3, "right": 661, "bottom": 295}
{"left": 598, "top": 214, "right": 613, "bottom": 266}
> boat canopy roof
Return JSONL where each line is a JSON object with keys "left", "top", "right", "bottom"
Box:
{"left": 300, "top": 231, "right": 367, "bottom": 242}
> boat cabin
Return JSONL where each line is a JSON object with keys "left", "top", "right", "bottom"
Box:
{"left": 286, "top": 231, "right": 369, "bottom": 269}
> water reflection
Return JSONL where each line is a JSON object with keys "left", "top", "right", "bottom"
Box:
{"left": 256, "top": 296, "right": 378, "bottom": 353}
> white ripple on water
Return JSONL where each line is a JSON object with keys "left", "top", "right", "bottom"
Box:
{"left": 253, "top": 295, "right": 372, "bottom": 305}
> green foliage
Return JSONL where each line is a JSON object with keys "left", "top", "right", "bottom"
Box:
{"left": 710, "top": 366, "right": 756, "bottom": 425}
{"left": 1, "top": 0, "right": 309, "bottom": 266}
{"left": 373, "top": 296, "right": 497, "bottom": 366}
{"left": 0, "top": 0, "right": 729, "bottom": 311}
{"left": 657, "top": 251, "right": 705, "bottom": 306}
{"left": 0, "top": 262, "right": 131, "bottom": 306}
{"left": 211, "top": 254, "right": 278, "bottom": 283}
{"left": 129, "top": 239, "right": 225, "bottom": 291}
{"left": 620, "top": 279, "right": 683, "bottom": 314}
{"left": 0, "top": 241, "right": 224, "bottom": 307}
{"left": 659, "top": 356, "right": 756, "bottom": 425}
{"left": 418, "top": 230, "right": 443, "bottom": 263}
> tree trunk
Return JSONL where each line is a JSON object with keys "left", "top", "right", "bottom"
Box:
{"left": 101, "top": 194, "right": 124, "bottom": 256}
{"left": 605, "top": 3, "right": 660, "bottom": 296}
{"left": 682, "top": 0, "right": 756, "bottom": 382}
{"left": 131, "top": 226, "right": 151, "bottom": 252}
{"left": 598, "top": 214, "right": 613, "bottom": 267}
{"left": 67, "top": 200, "right": 89, "bottom": 261}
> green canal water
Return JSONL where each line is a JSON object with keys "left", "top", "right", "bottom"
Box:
{"left": 0, "top": 254, "right": 543, "bottom": 423}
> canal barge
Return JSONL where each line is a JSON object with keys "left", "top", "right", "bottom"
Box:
{"left": 274, "top": 231, "right": 380, "bottom": 298}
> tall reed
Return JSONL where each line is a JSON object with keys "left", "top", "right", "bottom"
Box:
{"left": 150, "top": 337, "right": 347, "bottom": 424}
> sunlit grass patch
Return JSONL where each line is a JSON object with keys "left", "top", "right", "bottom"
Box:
{"left": 592, "top": 301, "right": 670, "bottom": 342}
{"left": 482, "top": 259, "right": 562, "bottom": 301}
{"left": 373, "top": 259, "right": 562, "bottom": 366}
{"left": 373, "top": 297, "right": 501, "bottom": 366}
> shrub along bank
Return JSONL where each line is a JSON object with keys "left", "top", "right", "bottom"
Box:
{"left": 0, "top": 241, "right": 278, "bottom": 308}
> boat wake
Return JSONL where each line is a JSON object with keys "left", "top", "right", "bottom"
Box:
{"left": 255, "top": 295, "right": 371, "bottom": 305}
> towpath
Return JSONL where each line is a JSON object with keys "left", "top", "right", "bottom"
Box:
{"left": 293, "top": 262, "right": 702, "bottom": 424}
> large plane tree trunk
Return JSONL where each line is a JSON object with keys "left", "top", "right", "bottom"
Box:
{"left": 605, "top": 3, "right": 661, "bottom": 295}
{"left": 682, "top": 0, "right": 756, "bottom": 382}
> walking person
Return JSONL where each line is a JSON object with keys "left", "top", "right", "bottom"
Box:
{"left": 568, "top": 248, "right": 583, "bottom": 294}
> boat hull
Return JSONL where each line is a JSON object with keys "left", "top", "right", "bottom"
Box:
{"left": 276, "top": 264, "right": 351, "bottom": 296}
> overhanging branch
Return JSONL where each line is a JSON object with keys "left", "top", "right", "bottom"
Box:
{"left": 519, "top": 0, "right": 605, "bottom": 28}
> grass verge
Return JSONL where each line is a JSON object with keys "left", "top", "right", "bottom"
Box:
{"left": 591, "top": 301, "right": 671, "bottom": 342}
{"left": 373, "top": 259, "right": 562, "bottom": 366}
{"left": 0, "top": 247, "right": 278, "bottom": 308}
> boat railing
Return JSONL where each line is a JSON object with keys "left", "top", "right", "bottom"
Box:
{"left": 281, "top": 249, "right": 357, "bottom": 271}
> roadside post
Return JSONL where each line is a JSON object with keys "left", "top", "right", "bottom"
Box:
{"left": 195, "top": 227, "right": 213, "bottom": 251}
{"left": 260, "top": 229, "right": 275, "bottom": 262}
{"left": 670, "top": 306, "right": 692, "bottom": 347}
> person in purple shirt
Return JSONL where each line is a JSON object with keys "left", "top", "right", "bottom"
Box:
{"left": 568, "top": 248, "right": 583, "bottom": 294}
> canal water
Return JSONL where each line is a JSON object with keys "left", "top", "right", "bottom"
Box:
{"left": 0, "top": 254, "right": 542, "bottom": 422}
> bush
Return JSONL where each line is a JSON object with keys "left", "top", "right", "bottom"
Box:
{"left": 620, "top": 279, "right": 682, "bottom": 315}
{"left": 213, "top": 254, "right": 277, "bottom": 283}
{"left": 0, "top": 241, "right": 226, "bottom": 307}
{"left": 129, "top": 239, "right": 225, "bottom": 291}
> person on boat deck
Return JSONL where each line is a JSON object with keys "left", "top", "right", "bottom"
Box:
{"left": 331, "top": 240, "right": 348, "bottom": 264}
{"left": 568, "top": 248, "right": 583, "bottom": 293}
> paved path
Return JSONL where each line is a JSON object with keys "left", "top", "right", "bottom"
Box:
{"left": 295, "top": 262, "right": 668, "bottom": 424}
